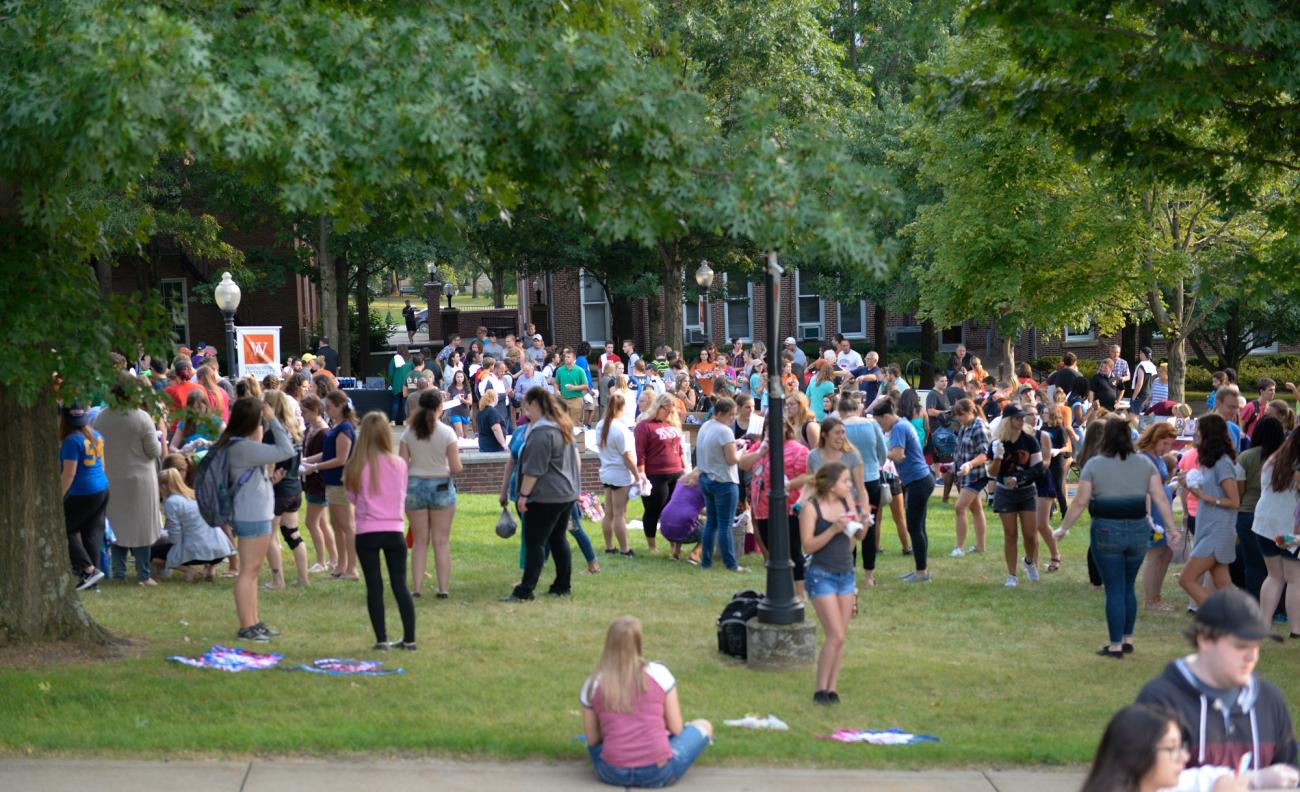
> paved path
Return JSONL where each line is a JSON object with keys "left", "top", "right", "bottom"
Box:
{"left": 0, "top": 758, "right": 1086, "bottom": 791}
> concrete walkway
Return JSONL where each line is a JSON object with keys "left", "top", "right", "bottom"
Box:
{"left": 0, "top": 758, "right": 1086, "bottom": 791}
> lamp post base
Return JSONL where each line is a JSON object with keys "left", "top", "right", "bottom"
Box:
{"left": 745, "top": 618, "right": 816, "bottom": 669}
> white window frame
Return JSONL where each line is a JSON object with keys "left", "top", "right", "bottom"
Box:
{"left": 160, "top": 278, "right": 190, "bottom": 346}
{"left": 1063, "top": 324, "right": 1096, "bottom": 344}
{"left": 837, "top": 299, "right": 867, "bottom": 339}
{"left": 794, "top": 270, "right": 824, "bottom": 341}
{"left": 722, "top": 274, "right": 754, "bottom": 342}
{"left": 579, "top": 269, "right": 610, "bottom": 345}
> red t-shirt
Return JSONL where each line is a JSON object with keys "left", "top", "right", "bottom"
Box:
{"left": 164, "top": 381, "right": 203, "bottom": 430}
{"left": 634, "top": 420, "right": 684, "bottom": 476}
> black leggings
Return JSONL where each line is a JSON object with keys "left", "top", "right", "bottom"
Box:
{"left": 850, "top": 479, "right": 883, "bottom": 573}
{"left": 64, "top": 490, "right": 109, "bottom": 574}
{"left": 355, "top": 532, "right": 416, "bottom": 644}
{"left": 514, "top": 500, "right": 573, "bottom": 599}
{"left": 1049, "top": 455, "right": 1068, "bottom": 515}
{"left": 640, "top": 472, "right": 682, "bottom": 540}
{"left": 903, "top": 476, "right": 933, "bottom": 572}
{"left": 755, "top": 516, "right": 805, "bottom": 581}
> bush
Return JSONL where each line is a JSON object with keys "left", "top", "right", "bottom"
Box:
{"left": 1184, "top": 355, "right": 1300, "bottom": 393}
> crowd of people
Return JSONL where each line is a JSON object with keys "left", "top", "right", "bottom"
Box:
{"left": 57, "top": 326, "right": 1300, "bottom": 788}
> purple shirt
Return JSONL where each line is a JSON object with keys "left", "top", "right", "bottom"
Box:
{"left": 658, "top": 482, "right": 705, "bottom": 542}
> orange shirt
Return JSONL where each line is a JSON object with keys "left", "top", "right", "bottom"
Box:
{"left": 691, "top": 362, "right": 718, "bottom": 396}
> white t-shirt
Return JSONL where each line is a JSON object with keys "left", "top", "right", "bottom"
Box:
{"left": 400, "top": 421, "right": 458, "bottom": 478}
{"left": 1253, "top": 460, "right": 1300, "bottom": 539}
{"left": 837, "top": 349, "right": 864, "bottom": 371}
{"left": 596, "top": 420, "right": 637, "bottom": 487}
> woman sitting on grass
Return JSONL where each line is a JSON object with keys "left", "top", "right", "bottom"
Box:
{"left": 157, "top": 467, "right": 235, "bottom": 582}
{"left": 581, "top": 616, "right": 712, "bottom": 788}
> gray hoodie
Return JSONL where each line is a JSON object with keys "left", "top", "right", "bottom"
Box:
{"left": 227, "top": 419, "right": 295, "bottom": 523}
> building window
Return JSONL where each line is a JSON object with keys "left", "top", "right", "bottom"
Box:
{"left": 838, "top": 299, "right": 866, "bottom": 339}
{"left": 723, "top": 275, "right": 753, "bottom": 342}
{"left": 160, "top": 278, "right": 189, "bottom": 346}
{"left": 579, "top": 270, "right": 609, "bottom": 345}
{"left": 1064, "top": 324, "right": 1095, "bottom": 344}
{"left": 939, "top": 324, "right": 964, "bottom": 350}
{"left": 794, "top": 270, "right": 824, "bottom": 341}
{"left": 683, "top": 297, "right": 707, "bottom": 344}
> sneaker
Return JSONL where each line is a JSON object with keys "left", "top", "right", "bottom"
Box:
{"left": 899, "top": 572, "right": 931, "bottom": 584}
{"left": 436, "top": 592, "right": 449, "bottom": 599}
{"left": 394, "top": 641, "right": 418, "bottom": 651}
{"left": 901, "top": 548, "right": 914, "bottom": 556}
{"left": 373, "top": 641, "right": 392, "bottom": 651}
{"left": 253, "top": 623, "right": 280, "bottom": 638}
{"left": 731, "top": 566, "right": 747, "bottom": 573}
{"left": 1024, "top": 560, "right": 1040, "bottom": 582}
{"left": 966, "top": 546, "right": 982, "bottom": 554}
{"left": 412, "top": 591, "right": 422, "bottom": 598}
{"left": 1004, "top": 575, "right": 1018, "bottom": 588}
{"left": 76, "top": 569, "right": 106, "bottom": 591}
{"left": 813, "top": 690, "right": 831, "bottom": 705}
{"left": 950, "top": 547, "right": 965, "bottom": 558}
{"left": 237, "top": 626, "right": 270, "bottom": 643}
{"left": 500, "top": 594, "right": 532, "bottom": 602}
{"left": 827, "top": 691, "right": 841, "bottom": 705}
{"left": 308, "top": 563, "right": 329, "bottom": 574}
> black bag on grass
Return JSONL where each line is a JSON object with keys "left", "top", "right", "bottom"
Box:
{"left": 716, "top": 589, "right": 762, "bottom": 659}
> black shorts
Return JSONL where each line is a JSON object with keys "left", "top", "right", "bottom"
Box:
{"left": 992, "top": 486, "right": 1037, "bottom": 514}
{"left": 274, "top": 491, "right": 303, "bottom": 516}
{"left": 865, "top": 478, "right": 882, "bottom": 508}
{"left": 884, "top": 473, "right": 902, "bottom": 499}
{"left": 1258, "top": 535, "right": 1300, "bottom": 561}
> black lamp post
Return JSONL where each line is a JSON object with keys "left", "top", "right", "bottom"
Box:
{"left": 757, "top": 251, "right": 803, "bottom": 625}
{"left": 443, "top": 279, "right": 458, "bottom": 309}
{"left": 694, "top": 261, "right": 714, "bottom": 343}
{"left": 213, "top": 271, "right": 242, "bottom": 380}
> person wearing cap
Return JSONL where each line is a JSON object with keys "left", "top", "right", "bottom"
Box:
{"left": 783, "top": 337, "right": 807, "bottom": 372}
{"left": 60, "top": 405, "right": 110, "bottom": 591}
{"left": 1057, "top": 416, "right": 1177, "bottom": 657}
{"left": 989, "top": 402, "right": 1049, "bottom": 588}
{"left": 525, "top": 334, "right": 546, "bottom": 366}
{"left": 1135, "top": 588, "right": 1298, "bottom": 789}
{"left": 483, "top": 331, "right": 504, "bottom": 360}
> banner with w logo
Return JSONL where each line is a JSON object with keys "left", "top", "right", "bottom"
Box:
{"left": 236, "top": 326, "right": 281, "bottom": 379}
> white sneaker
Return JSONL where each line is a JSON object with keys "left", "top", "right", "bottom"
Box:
{"left": 1024, "top": 560, "right": 1040, "bottom": 582}
{"left": 949, "top": 547, "right": 965, "bottom": 558}
{"left": 1004, "top": 575, "right": 1018, "bottom": 588}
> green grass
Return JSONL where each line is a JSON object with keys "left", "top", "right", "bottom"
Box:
{"left": 372, "top": 293, "right": 510, "bottom": 316}
{"left": 2, "top": 494, "right": 1295, "bottom": 767}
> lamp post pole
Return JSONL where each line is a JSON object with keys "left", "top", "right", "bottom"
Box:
{"left": 214, "top": 272, "right": 242, "bottom": 381}
{"left": 757, "top": 251, "right": 803, "bottom": 625}
{"left": 695, "top": 261, "right": 714, "bottom": 345}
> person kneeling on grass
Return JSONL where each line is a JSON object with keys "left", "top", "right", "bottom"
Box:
{"left": 158, "top": 468, "right": 235, "bottom": 582}
{"left": 582, "top": 616, "right": 712, "bottom": 788}
{"left": 657, "top": 468, "right": 706, "bottom": 565}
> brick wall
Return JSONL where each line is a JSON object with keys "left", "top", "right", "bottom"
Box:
{"left": 455, "top": 449, "right": 604, "bottom": 494}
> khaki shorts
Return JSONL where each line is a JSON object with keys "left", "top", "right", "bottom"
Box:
{"left": 565, "top": 397, "right": 584, "bottom": 425}
{"left": 325, "top": 485, "right": 350, "bottom": 507}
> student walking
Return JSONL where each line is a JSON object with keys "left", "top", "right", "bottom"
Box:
{"left": 345, "top": 412, "right": 417, "bottom": 650}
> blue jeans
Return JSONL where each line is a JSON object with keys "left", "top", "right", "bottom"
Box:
{"left": 1091, "top": 517, "right": 1149, "bottom": 645}
{"left": 1233, "top": 511, "right": 1266, "bottom": 601}
{"left": 698, "top": 474, "right": 739, "bottom": 570}
{"left": 390, "top": 392, "right": 406, "bottom": 423}
{"left": 110, "top": 544, "right": 151, "bottom": 581}
{"left": 588, "top": 725, "right": 709, "bottom": 788}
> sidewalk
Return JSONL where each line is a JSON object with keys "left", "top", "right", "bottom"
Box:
{"left": 0, "top": 757, "right": 1086, "bottom": 791}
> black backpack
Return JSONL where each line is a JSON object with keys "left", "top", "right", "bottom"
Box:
{"left": 716, "top": 589, "right": 762, "bottom": 659}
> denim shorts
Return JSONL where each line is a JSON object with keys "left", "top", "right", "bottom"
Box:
{"left": 589, "top": 724, "right": 709, "bottom": 788}
{"left": 805, "top": 563, "right": 856, "bottom": 599}
{"left": 304, "top": 492, "right": 327, "bottom": 506}
{"left": 992, "top": 485, "right": 1037, "bottom": 514}
{"left": 407, "top": 476, "right": 457, "bottom": 510}
{"left": 231, "top": 520, "right": 273, "bottom": 539}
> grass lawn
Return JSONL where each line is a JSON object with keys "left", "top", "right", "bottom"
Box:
{"left": 371, "top": 294, "right": 509, "bottom": 317}
{"left": 3, "top": 493, "right": 1295, "bottom": 767}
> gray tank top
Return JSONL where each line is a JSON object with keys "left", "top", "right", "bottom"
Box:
{"left": 809, "top": 498, "right": 853, "bottom": 573}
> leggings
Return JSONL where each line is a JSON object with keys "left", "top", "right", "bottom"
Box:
{"left": 513, "top": 500, "right": 574, "bottom": 599}
{"left": 64, "top": 490, "right": 109, "bottom": 574}
{"left": 354, "top": 532, "right": 416, "bottom": 644}
{"left": 903, "top": 475, "right": 933, "bottom": 572}
{"left": 861, "top": 478, "right": 882, "bottom": 572}
{"left": 755, "top": 516, "right": 805, "bottom": 581}
{"left": 640, "top": 471, "right": 682, "bottom": 540}
{"left": 1049, "top": 455, "right": 1068, "bottom": 515}
{"left": 517, "top": 504, "right": 596, "bottom": 568}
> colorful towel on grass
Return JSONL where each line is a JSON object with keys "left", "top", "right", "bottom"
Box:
{"left": 285, "top": 658, "right": 404, "bottom": 677}
{"left": 819, "top": 728, "right": 939, "bottom": 745}
{"left": 169, "top": 645, "right": 284, "bottom": 672}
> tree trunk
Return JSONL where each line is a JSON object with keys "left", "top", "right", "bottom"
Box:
{"left": 318, "top": 216, "right": 338, "bottom": 350}
{"left": 658, "top": 242, "right": 684, "bottom": 352}
{"left": 872, "top": 304, "right": 888, "bottom": 362}
{"left": 648, "top": 289, "right": 663, "bottom": 353}
{"left": 489, "top": 264, "right": 506, "bottom": 309}
{"left": 93, "top": 257, "right": 112, "bottom": 297}
{"left": 335, "top": 252, "right": 351, "bottom": 377}
{"left": 1001, "top": 336, "right": 1016, "bottom": 382}
{"left": 1168, "top": 335, "right": 1188, "bottom": 405}
{"left": 0, "top": 385, "right": 115, "bottom": 646}
{"left": 471, "top": 273, "right": 479, "bottom": 299}
{"left": 356, "top": 263, "right": 371, "bottom": 379}
{"left": 919, "top": 318, "right": 937, "bottom": 388}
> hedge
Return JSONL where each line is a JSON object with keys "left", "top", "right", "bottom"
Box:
{"left": 1031, "top": 355, "right": 1300, "bottom": 393}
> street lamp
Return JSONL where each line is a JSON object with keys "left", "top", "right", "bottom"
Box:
{"left": 443, "top": 280, "right": 458, "bottom": 310}
{"left": 213, "top": 271, "right": 241, "bottom": 380}
{"left": 694, "top": 261, "right": 714, "bottom": 343}
{"left": 757, "top": 250, "right": 803, "bottom": 626}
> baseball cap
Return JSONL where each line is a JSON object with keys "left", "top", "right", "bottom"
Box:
{"left": 784, "top": 337, "right": 797, "bottom": 345}
{"left": 1001, "top": 403, "right": 1028, "bottom": 420}
{"left": 532, "top": 334, "right": 543, "bottom": 341}
{"left": 1195, "top": 588, "right": 1282, "bottom": 642}
{"left": 195, "top": 341, "right": 207, "bottom": 351}
{"left": 301, "top": 353, "right": 317, "bottom": 363}
{"left": 61, "top": 405, "right": 91, "bottom": 427}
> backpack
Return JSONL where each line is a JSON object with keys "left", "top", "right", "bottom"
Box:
{"left": 931, "top": 426, "right": 958, "bottom": 461}
{"left": 193, "top": 438, "right": 254, "bottom": 527}
{"left": 716, "top": 589, "right": 762, "bottom": 659}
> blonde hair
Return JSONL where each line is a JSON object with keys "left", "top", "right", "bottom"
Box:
{"left": 158, "top": 467, "right": 194, "bottom": 500}
{"left": 344, "top": 412, "right": 395, "bottom": 495}
{"left": 263, "top": 390, "right": 303, "bottom": 443}
{"left": 592, "top": 616, "right": 646, "bottom": 714}
{"left": 648, "top": 393, "right": 679, "bottom": 427}
{"left": 600, "top": 392, "right": 626, "bottom": 448}
{"left": 478, "top": 387, "right": 499, "bottom": 411}
{"left": 993, "top": 414, "right": 1025, "bottom": 442}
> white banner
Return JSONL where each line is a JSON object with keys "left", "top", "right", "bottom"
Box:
{"left": 235, "top": 325, "right": 281, "bottom": 379}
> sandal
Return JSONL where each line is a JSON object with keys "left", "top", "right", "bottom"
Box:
{"left": 851, "top": 593, "right": 860, "bottom": 617}
{"left": 1047, "top": 557, "right": 1062, "bottom": 573}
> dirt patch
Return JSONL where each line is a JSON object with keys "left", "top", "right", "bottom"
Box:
{"left": 0, "top": 637, "right": 144, "bottom": 668}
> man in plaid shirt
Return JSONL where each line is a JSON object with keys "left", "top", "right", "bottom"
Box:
{"left": 1106, "top": 343, "right": 1131, "bottom": 397}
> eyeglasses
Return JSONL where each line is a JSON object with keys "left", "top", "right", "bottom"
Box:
{"left": 1156, "top": 744, "right": 1190, "bottom": 757}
